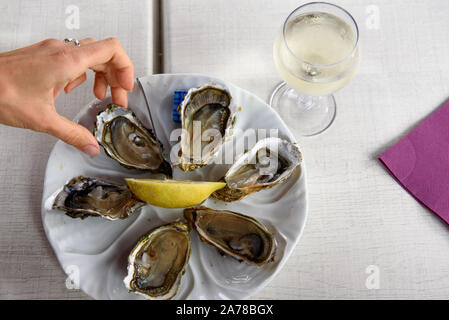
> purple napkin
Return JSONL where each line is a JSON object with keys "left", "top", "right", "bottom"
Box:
{"left": 379, "top": 101, "right": 449, "bottom": 225}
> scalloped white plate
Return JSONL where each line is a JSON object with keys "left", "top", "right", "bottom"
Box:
{"left": 41, "top": 73, "right": 308, "bottom": 300}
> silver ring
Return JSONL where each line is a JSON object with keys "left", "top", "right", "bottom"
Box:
{"left": 64, "top": 38, "right": 80, "bottom": 47}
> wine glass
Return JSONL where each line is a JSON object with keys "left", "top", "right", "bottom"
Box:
{"left": 270, "top": 2, "right": 360, "bottom": 136}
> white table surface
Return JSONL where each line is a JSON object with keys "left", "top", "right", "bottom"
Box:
{"left": 2, "top": 0, "right": 449, "bottom": 299}
{"left": 0, "top": 0, "right": 155, "bottom": 299}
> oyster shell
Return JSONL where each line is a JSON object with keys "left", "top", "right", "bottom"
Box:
{"left": 184, "top": 206, "right": 276, "bottom": 266}
{"left": 95, "top": 104, "right": 172, "bottom": 176}
{"left": 124, "top": 221, "right": 191, "bottom": 300}
{"left": 179, "top": 84, "right": 235, "bottom": 172}
{"left": 52, "top": 176, "right": 145, "bottom": 220}
{"left": 212, "top": 137, "right": 302, "bottom": 202}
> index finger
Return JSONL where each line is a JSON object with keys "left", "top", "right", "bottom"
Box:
{"left": 73, "top": 37, "right": 135, "bottom": 91}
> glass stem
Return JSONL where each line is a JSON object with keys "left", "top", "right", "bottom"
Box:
{"left": 297, "top": 93, "right": 316, "bottom": 110}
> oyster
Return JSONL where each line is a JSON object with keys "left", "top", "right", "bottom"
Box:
{"left": 52, "top": 176, "right": 145, "bottom": 220}
{"left": 124, "top": 221, "right": 191, "bottom": 300}
{"left": 212, "top": 137, "right": 302, "bottom": 202}
{"left": 95, "top": 104, "right": 172, "bottom": 176}
{"left": 184, "top": 206, "right": 276, "bottom": 266}
{"left": 179, "top": 84, "right": 235, "bottom": 172}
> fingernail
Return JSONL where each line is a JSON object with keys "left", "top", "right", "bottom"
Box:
{"left": 82, "top": 144, "right": 100, "bottom": 157}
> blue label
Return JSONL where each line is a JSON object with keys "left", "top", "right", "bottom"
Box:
{"left": 173, "top": 90, "right": 188, "bottom": 123}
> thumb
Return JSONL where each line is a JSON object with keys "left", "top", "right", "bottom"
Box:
{"left": 47, "top": 114, "right": 100, "bottom": 157}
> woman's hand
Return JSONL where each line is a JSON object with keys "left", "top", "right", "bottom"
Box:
{"left": 0, "top": 38, "right": 134, "bottom": 156}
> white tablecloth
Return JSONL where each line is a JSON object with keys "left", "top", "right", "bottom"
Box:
{"left": 2, "top": 0, "right": 449, "bottom": 299}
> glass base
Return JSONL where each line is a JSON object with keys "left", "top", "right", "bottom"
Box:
{"left": 269, "top": 82, "right": 336, "bottom": 137}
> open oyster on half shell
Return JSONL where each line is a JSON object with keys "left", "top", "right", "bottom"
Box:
{"left": 184, "top": 206, "right": 276, "bottom": 266}
{"left": 95, "top": 104, "right": 172, "bottom": 176}
{"left": 212, "top": 137, "right": 302, "bottom": 202}
{"left": 179, "top": 84, "right": 235, "bottom": 172}
{"left": 124, "top": 221, "right": 191, "bottom": 300}
{"left": 52, "top": 176, "right": 145, "bottom": 220}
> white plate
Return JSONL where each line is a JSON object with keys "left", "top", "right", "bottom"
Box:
{"left": 41, "top": 73, "right": 308, "bottom": 300}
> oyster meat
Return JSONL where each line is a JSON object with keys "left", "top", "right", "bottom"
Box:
{"left": 212, "top": 137, "right": 302, "bottom": 202}
{"left": 184, "top": 206, "right": 276, "bottom": 266}
{"left": 52, "top": 176, "right": 145, "bottom": 220}
{"left": 124, "top": 221, "right": 191, "bottom": 300}
{"left": 179, "top": 84, "right": 235, "bottom": 172}
{"left": 95, "top": 104, "right": 172, "bottom": 176}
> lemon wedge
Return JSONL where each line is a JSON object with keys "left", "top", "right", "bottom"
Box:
{"left": 125, "top": 179, "right": 226, "bottom": 208}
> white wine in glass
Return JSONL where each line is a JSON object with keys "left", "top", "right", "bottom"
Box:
{"left": 271, "top": 2, "right": 360, "bottom": 136}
